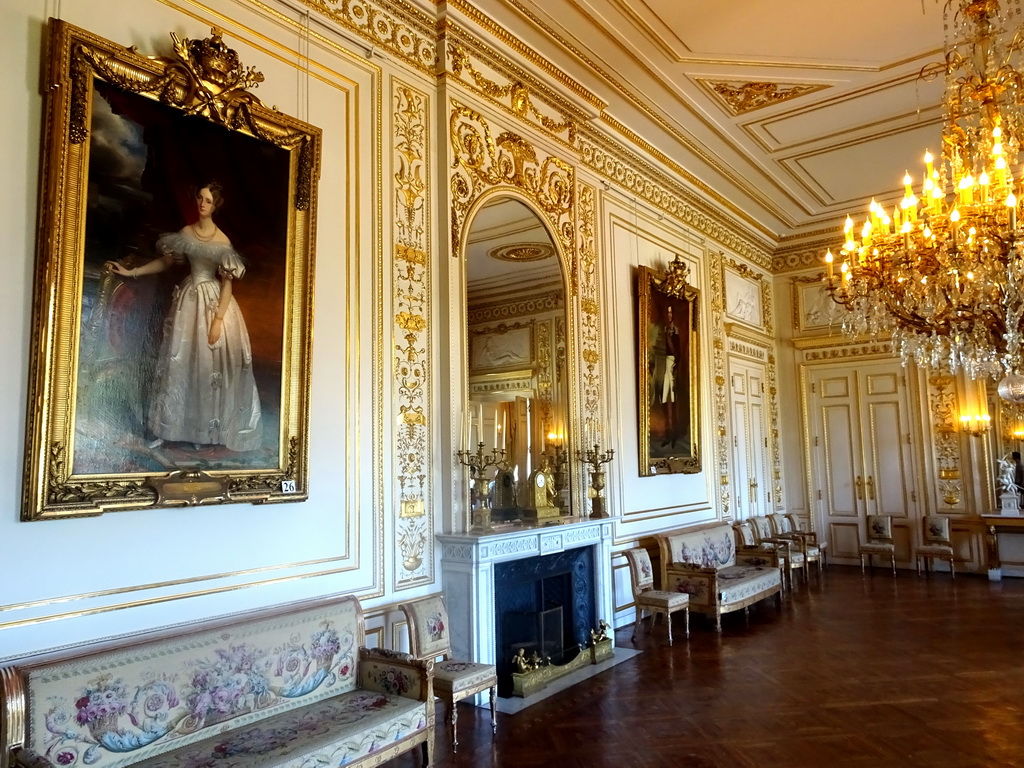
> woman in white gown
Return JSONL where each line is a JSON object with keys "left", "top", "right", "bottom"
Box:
{"left": 108, "top": 181, "right": 261, "bottom": 452}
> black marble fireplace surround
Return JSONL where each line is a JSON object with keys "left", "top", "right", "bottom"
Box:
{"left": 493, "top": 546, "right": 595, "bottom": 696}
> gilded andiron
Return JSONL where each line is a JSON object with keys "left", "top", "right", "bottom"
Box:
{"left": 578, "top": 442, "right": 615, "bottom": 518}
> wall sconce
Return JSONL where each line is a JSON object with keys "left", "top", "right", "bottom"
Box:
{"left": 960, "top": 413, "right": 991, "bottom": 436}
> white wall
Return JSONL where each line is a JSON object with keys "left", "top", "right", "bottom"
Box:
{"left": 0, "top": 0, "right": 398, "bottom": 661}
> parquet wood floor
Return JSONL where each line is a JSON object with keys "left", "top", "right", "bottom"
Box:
{"left": 388, "top": 566, "right": 1024, "bottom": 767}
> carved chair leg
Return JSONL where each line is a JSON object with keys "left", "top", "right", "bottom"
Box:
{"left": 666, "top": 610, "right": 673, "bottom": 646}
{"left": 450, "top": 698, "right": 459, "bottom": 750}
{"left": 715, "top": 612, "right": 722, "bottom": 633}
{"left": 890, "top": 554, "right": 896, "bottom": 577}
{"left": 861, "top": 553, "right": 866, "bottom": 575}
{"left": 685, "top": 607, "right": 690, "bottom": 638}
{"left": 950, "top": 558, "right": 956, "bottom": 580}
{"left": 631, "top": 606, "right": 642, "bottom": 642}
{"left": 489, "top": 685, "right": 497, "bottom": 733}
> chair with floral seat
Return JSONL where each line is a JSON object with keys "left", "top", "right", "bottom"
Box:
{"left": 768, "top": 512, "right": 824, "bottom": 577}
{"left": 913, "top": 515, "right": 955, "bottom": 578}
{"left": 858, "top": 514, "right": 896, "bottom": 576}
{"left": 751, "top": 515, "right": 805, "bottom": 589}
{"left": 623, "top": 546, "right": 690, "bottom": 644}
{"left": 400, "top": 595, "right": 496, "bottom": 751}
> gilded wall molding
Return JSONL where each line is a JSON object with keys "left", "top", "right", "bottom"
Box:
{"left": 709, "top": 251, "right": 731, "bottom": 518}
{"left": 577, "top": 182, "right": 603, "bottom": 435}
{"left": 927, "top": 375, "right": 965, "bottom": 509}
{"left": 578, "top": 127, "right": 774, "bottom": 270}
{"left": 467, "top": 289, "right": 563, "bottom": 324}
{"left": 445, "top": 40, "right": 580, "bottom": 146}
{"left": 296, "top": 0, "right": 437, "bottom": 72}
{"left": 449, "top": 102, "right": 575, "bottom": 288}
{"left": 392, "top": 81, "right": 432, "bottom": 586}
{"left": 801, "top": 342, "right": 894, "bottom": 360}
{"left": 700, "top": 80, "right": 828, "bottom": 116}
{"left": 773, "top": 242, "right": 836, "bottom": 273}
{"left": 723, "top": 257, "right": 774, "bottom": 336}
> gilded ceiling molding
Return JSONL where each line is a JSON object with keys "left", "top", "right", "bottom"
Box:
{"left": 928, "top": 375, "right": 965, "bottom": 510}
{"left": 445, "top": 41, "right": 580, "bottom": 145}
{"left": 449, "top": 102, "right": 576, "bottom": 288}
{"left": 488, "top": 242, "right": 556, "bottom": 262}
{"left": 701, "top": 80, "right": 828, "bottom": 116}
{"left": 294, "top": 0, "right": 437, "bottom": 72}
{"left": 441, "top": 1, "right": 606, "bottom": 111}
{"left": 577, "top": 128, "right": 774, "bottom": 270}
{"left": 392, "top": 81, "right": 432, "bottom": 585}
{"left": 709, "top": 251, "right": 732, "bottom": 519}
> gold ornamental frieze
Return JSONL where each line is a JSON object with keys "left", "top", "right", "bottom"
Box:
{"left": 295, "top": 0, "right": 437, "bottom": 73}
{"left": 578, "top": 183, "right": 603, "bottom": 428}
{"left": 446, "top": 42, "right": 579, "bottom": 145}
{"left": 467, "top": 289, "right": 563, "bottom": 324}
{"left": 393, "top": 81, "right": 431, "bottom": 585}
{"left": 449, "top": 103, "right": 575, "bottom": 281}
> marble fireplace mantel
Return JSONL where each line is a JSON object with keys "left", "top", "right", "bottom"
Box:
{"left": 437, "top": 517, "right": 615, "bottom": 672}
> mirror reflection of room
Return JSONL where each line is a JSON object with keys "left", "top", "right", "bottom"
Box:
{"left": 463, "top": 197, "right": 571, "bottom": 524}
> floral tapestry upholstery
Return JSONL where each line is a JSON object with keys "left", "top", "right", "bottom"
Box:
{"left": 623, "top": 547, "right": 656, "bottom": 592}
{"left": 923, "top": 515, "right": 951, "bottom": 544}
{"left": 431, "top": 661, "right": 496, "bottom": 696}
{"left": 403, "top": 596, "right": 450, "bottom": 661}
{"left": 666, "top": 526, "right": 736, "bottom": 569}
{"left": 133, "top": 690, "right": 425, "bottom": 768}
{"left": 664, "top": 565, "right": 780, "bottom": 609}
{"left": 26, "top": 599, "right": 363, "bottom": 768}
{"left": 358, "top": 654, "right": 427, "bottom": 701}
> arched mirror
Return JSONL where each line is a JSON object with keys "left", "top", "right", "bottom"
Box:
{"left": 462, "top": 196, "right": 572, "bottom": 526}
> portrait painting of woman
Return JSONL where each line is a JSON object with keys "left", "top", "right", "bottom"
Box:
{"left": 107, "top": 181, "right": 262, "bottom": 453}
{"left": 72, "top": 79, "right": 290, "bottom": 476}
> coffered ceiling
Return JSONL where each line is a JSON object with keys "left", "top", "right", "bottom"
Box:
{"left": 478, "top": 0, "right": 954, "bottom": 245}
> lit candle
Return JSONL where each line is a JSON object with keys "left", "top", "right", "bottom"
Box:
{"left": 924, "top": 150, "right": 934, "bottom": 177}
{"left": 825, "top": 249, "right": 834, "bottom": 280}
{"left": 502, "top": 410, "right": 507, "bottom": 450}
{"left": 1008, "top": 192, "right": 1017, "bottom": 230}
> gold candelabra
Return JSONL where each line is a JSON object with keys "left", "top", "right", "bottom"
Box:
{"left": 455, "top": 442, "right": 505, "bottom": 514}
{"left": 577, "top": 443, "right": 615, "bottom": 518}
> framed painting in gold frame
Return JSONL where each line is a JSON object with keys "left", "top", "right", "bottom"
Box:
{"left": 637, "top": 264, "right": 701, "bottom": 475}
{"left": 23, "top": 20, "right": 321, "bottom": 520}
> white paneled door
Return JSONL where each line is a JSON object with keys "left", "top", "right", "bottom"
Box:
{"left": 804, "top": 359, "right": 919, "bottom": 564}
{"left": 731, "top": 358, "right": 771, "bottom": 520}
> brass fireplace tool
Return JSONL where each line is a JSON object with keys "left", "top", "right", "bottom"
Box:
{"left": 577, "top": 442, "right": 615, "bottom": 518}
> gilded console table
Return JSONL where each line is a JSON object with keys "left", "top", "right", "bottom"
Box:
{"left": 979, "top": 514, "right": 1024, "bottom": 580}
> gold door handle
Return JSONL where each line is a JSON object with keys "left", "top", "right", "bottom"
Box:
{"left": 855, "top": 476, "right": 864, "bottom": 500}
{"left": 865, "top": 476, "right": 875, "bottom": 500}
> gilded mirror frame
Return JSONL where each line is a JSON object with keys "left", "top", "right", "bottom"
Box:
{"left": 460, "top": 190, "right": 576, "bottom": 523}
{"left": 637, "top": 264, "right": 701, "bottom": 475}
{"left": 23, "top": 20, "right": 320, "bottom": 519}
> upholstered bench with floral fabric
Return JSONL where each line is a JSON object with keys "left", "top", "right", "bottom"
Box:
{"left": 0, "top": 596, "right": 435, "bottom": 768}
{"left": 656, "top": 523, "right": 782, "bottom": 632}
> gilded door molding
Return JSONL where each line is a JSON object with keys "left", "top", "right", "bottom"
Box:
{"left": 393, "top": 80, "right": 432, "bottom": 586}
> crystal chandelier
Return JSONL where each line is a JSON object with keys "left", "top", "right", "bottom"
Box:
{"left": 825, "top": 0, "right": 1024, "bottom": 393}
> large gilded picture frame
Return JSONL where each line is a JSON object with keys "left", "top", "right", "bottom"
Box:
{"left": 23, "top": 20, "right": 321, "bottom": 520}
{"left": 637, "top": 264, "right": 701, "bottom": 475}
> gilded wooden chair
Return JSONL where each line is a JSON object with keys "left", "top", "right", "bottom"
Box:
{"left": 400, "top": 595, "right": 496, "bottom": 751}
{"left": 858, "top": 514, "right": 896, "bottom": 576}
{"left": 768, "top": 513, "right": 823, "bottom": 577}
{"left": 751, "top": 515, "right": 805, "bottom": 589}
{"left": 623, "top": 547, "right": 689, "bottom": 644}
{"left": 913, "top": 515, "right": 955, "bottom": 578}
{"left": 733, "top": 520, "right": 789, "bottom": 591}
{"left": 784, "top": 512, "right": 828, "bottom": 567}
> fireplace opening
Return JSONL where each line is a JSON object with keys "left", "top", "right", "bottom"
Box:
{"left": 493, "top": 547, "right": 594, "bottom": 696}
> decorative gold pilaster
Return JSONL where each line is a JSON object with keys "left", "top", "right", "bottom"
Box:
{"left": 928, "top": 375, "right": 965, "bottom": 509}
{"left": 710, "top": 251, "right": 731, "bottom": 518}
{"left": 393, "top": 82, "right": 431, "bottom": 585}
{"left": 578, "top": 183, "right": 602, "bottom": 431}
